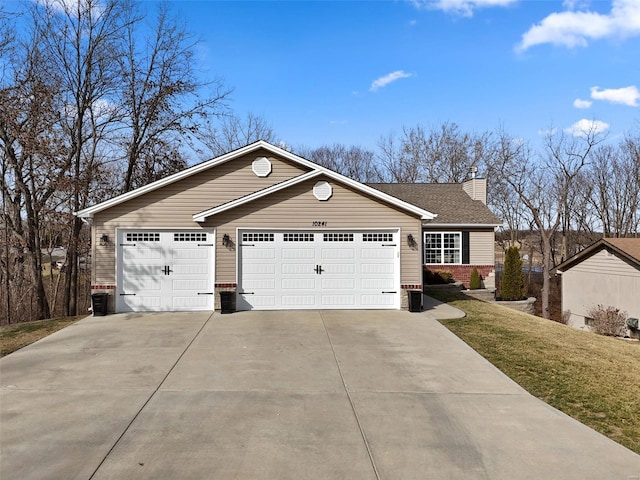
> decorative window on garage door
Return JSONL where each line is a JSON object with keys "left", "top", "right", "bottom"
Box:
{"left": 283, "top": 233, "right": 315, "bottom": 242}
{"left": 362, "top": 233, "right": 394, "bottom": 242}
{"left": 174, "top": 232, "right": 207, "bottom": 242}
{"left": 126, "top": 232, "right": 160, "bottom": 242}
{"left": 323, "top": 233, "right": 354, "bottom": 242}
{"left": 242, "top": 232, "right": 274, "bottom": 242}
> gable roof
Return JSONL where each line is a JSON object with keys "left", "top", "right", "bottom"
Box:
{"left": 368, "top": 183, "right": 502, "bottom": 227}
{"left": 556, "top": 238, "right": 640, "bottom": 273}
{"left": 76, "top": 140, "right": 437, "bottom": 221}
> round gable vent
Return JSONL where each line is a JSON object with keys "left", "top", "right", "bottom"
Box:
{"left": 252, "top": 157, "right": 272, "bottom": 177}
{"left": 313, "top": 181, "right": 333, "bottom": 201}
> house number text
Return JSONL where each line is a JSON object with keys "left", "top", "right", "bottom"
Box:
{"left": 312, "top": 221, "right": 327, "bottom": 227}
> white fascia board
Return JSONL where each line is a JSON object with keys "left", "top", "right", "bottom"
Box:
{"left": 192, "top": 170, "right": 322, "bottom": 222}
{"left": 423, "top": 223, "right": 502, "bottom": 228}
{"left": 76, "top": 140, "right": 436, "bottom": 220}
{"left": 75, "top": 141, "right": 274, "bottom": 218}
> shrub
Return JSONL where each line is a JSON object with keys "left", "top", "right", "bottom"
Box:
{"left": 469, "top": 267, "right": 482, "bottom": 290}
{"left": 500, "top": 246, "right": 526, "bottom": 301}
{"left": 423, "top": 267, "right": 454, "bottom": 284}
{"left": 586, "top": 305, "right": 627, "bottom": 337}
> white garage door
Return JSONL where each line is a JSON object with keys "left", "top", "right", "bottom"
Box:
{"left": 116, "top": 230, "right": 214, "bottom": 312}
{"left": 238, "top": 230, "right": 399, "bottom": 310}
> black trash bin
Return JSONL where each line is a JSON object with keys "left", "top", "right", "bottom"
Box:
{"left": 408, "top": 290, "right": 423, "bottom": 313}
{"left": 219, "top": 291, "right": 234, "bottom": 314}
{"left": 91, "top": 293, "right": 108, "bottom": 316}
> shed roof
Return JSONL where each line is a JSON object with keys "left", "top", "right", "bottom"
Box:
{"left": 368, "top": 183, "right": 502, "bottom": 227}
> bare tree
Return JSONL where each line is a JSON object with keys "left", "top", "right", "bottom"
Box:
{"left": 376, "top": 131, "right": 422, "bottom": 182}
{"left": 297, "top": 144, "right": 381, "bottom": 182}
{"left": 587, "top": 139, "right": 640, "bottom": 238}
{"left": 32, "top": 0, "right": 133, "bottom": 316}
{"left": 202, "top": 112, "right": 277, "bottom": 158}
{"left": 495, "top": 127, "right": 604, "bottom": 319}
{"left": 119, "top": 3, "right": 231, "bottom": 192}
{"left": 0, "top": 28, "right": 68, "bottom": 320}
{"left": 377, "top": 122, "right": 493, "bottom": 183}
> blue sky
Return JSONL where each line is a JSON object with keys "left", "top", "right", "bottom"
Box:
{"left": 165, "top": 0, "right": 639, "bottom": 151}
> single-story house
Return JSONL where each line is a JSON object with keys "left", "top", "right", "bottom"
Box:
{"left": 555, "top": 238, "right": 640, "bottom": 336}
{"left": 76, "top": 141, "right": 500, "bottom": 313}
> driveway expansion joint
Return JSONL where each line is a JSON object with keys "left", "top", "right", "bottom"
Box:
{"left": 86, "top": 312, "right": 214, "bottom": 480}
{"left": 320, "top": 311, "right": 382, "bottom": 480}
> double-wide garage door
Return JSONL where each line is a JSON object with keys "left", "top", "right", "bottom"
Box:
{"left": 116, "top": 230, "right": 214, "bottom": 312}
{"left": 238, "top": 230, "right": 400, "bottom": 310}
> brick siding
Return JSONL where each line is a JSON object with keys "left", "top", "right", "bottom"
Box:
{"left": 425, "top": 264, "right": 494, "bottom": 288}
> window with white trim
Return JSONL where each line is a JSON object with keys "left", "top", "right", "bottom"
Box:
{"left": 424, "top": 232, "right": 462, "bottom": 264}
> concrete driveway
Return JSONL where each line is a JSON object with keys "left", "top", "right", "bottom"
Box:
{"left": 1, "top": 310, "right": 638, "bottom": 480}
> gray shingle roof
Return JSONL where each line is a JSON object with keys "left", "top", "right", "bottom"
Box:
{"left": 367, "top": 183, "right": 502, "bottom": 226}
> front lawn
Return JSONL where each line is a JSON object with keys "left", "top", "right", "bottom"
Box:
{"left": 0, "top": 316, "right": 86, "bottom": 357}
{"left": 427, "top": 288, "right": 640, "bottom": 455}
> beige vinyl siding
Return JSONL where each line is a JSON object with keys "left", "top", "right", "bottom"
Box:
{"left": 562, "top": 250, "right": 640, "bottom": 326}
{"left": 469, "top": 230, "right": 495, "bottom": 264}
{"left": 205, "top": 177, "right": 422, "bottom": 285}
{"left": 92, "top": 151, "right": 308, "bottom": 284}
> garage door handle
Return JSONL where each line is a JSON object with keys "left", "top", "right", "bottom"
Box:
{"left": 198, "top": 243, "right": 214, "bottom": 246}
{"left": 197, "top": 292, "right": 214, "bottom": 295}
{"left": 119, "top": 293, "right": 136, "bottom": 296}
{"left": 382, "top": 291, "right": 397, "bottom": 294}
{"left": 240, "top": 292, "right": 254, "bottom": 295}
{"left": 382, "top": 244, "right": 397, "bottom": 247}
{"left": 120, "top": 243, "right": 136, "bottom": 247}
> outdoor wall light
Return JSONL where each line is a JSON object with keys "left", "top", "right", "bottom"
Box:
{"left": 407, "top": 234, "right": 416, "bottom": 247}
{"left": 222, "top": 234, "right": 230, "bottom": 247}
{"left": 99, "top": 234, "right": 109, "bottom": 246}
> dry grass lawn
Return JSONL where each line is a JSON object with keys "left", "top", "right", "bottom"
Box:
{"left": 0, "top": 316, "right": 86, "bottom": 357}
{"left": 427, "top": 288, "right": 640, "bottom": 455}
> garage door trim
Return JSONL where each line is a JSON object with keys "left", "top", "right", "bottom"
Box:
{"left": 236, "top": 227, "right": 401, "bottom": 310}
{"left": 115, "top": 227, "right": 216, "bottom": 312}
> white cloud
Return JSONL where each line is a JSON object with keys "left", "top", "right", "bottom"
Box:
{"left": 369, "top": 70, "right": 414, "bottom": 92}
{"left": 590, "top": 85, "right": 640, "bottom": 106}
{"left": 413, "top": 0, "right": 517, "bottom": 17}
{"left": 517, "top": 0, "right": 640, "bottom": 51}
{"left": 565, "top": 118, "right": 610, "bottom": 137}
{"left": 573, "top": 98, "right": 592, "bottom": 109}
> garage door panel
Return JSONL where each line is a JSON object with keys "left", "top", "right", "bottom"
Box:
{"left": 361, "top": 247, "right": 395, "bottom": 259}
{"left": 123, "top": 264, "right": 163, "bottom": 276}
{"left": 242, "top": 248, "right": 275, "bottom": 260}
{"left": 282, "top": 295, "right": 316, "bottom": 306}
{"left": 171, "top": 248, "right": 209, "bottom": 260}
{"left": 243, "top": 263, "right": 276, "bottom": 275}
{"left": 117, "top": 230, "right": 213, "bottom": 312}
{"left": 172, "top": 296, "right": 211, "bottom": 308}
{"left": 321, "top": 294, "right": 356, "bottom": 306}
{"left": 321, "top": 248, "right": 355, "bottom": 259}
{"left": 362, "top": 294, "right": 396, "bottom": 306}
{"left": 124, "top": 276, "right": 160, "bottom": 291}
{"left": 321, "top": 278, "right": 355, "bottom": 289}
{"left": 242, "top": 278, "right": 276, "bottom": 290}
{"left": 282, "top": 248, "right": 316, "bottom": 259}
{"left": 123, "top": 247, "right": 161, "bottom": 260}
{"left": 361, "top": 263, "right": 394, "bottom": 274}
{"left": 361, "top": 278, "right": 395, "bottom": 289}
{"left": 281, "top": 263, "right": 315, "bottom": 275}
{"left": 282, "top": 278, "right": 316, "bottom": 289}
{"left": 238, "top": 230, "right": 399, "bottom": 311}
{"left": 172, "top": 263, "right": 209, "bottom": 275}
